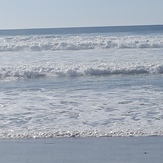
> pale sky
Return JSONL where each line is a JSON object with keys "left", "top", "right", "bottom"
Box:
{"left": 0, "top": 0, "right": 163, "bottom": 29}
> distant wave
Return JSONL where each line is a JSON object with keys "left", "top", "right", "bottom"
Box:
{"left": 0, "top": 62, "right": 163, "bottom": 80}
{"left": 0, "top": 35, "right": 163, "bottom": 52}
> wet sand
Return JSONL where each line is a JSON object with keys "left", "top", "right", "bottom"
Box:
{"left": 0, "top": 136, "right": 163, "bottom": 163}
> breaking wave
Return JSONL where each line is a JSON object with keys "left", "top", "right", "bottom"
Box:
{"left": 0, "top": 62, "right": 163, "bottom": 80}
{"left": 1, "top": 35, "right": 163, "bottom": 52}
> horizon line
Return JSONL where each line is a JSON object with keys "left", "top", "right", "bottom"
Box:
{"left": 0, "top": 24, "right": 163, "bottom": 31}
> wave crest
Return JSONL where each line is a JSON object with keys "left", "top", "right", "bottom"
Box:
{"left": 0, "top": 62, "right": 163, "bottom": 80}
{"left": 1, "top": 35, "right": 163, "bottom": 52}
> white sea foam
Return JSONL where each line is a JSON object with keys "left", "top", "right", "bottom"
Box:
{"left": 1, "top": 35, "right": 163, "bottom": 52}
{"left": 0, "top": 83, "right": 163, "bottom": 139}
{"left": 0, "top": 62, "right": 163, "bottom": 80}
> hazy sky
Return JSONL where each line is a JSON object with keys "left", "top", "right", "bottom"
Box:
{"left": 0, "top": 0, "right": 163, "bottom": 29}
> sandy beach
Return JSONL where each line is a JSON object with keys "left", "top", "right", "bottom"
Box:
{"left": 0, "top": 136, "right": 163, "bottom": 163}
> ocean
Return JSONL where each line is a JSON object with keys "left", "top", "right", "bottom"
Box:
{"left": 0, "top": 25, "right": 163, "bottom": 138}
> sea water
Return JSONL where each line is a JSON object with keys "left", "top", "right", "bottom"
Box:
{"left": 0, "top": 25, "right": 163, "bottom": 138}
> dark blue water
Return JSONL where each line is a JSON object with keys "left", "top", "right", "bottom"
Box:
{"left": 0, "top": 25, "right": 163, "bottom": 36}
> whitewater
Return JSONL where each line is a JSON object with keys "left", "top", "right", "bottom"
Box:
{"left": 0, "top": 25, "right": 163, "bottom": 138}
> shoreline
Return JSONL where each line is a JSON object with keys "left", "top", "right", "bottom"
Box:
{"left": 0, "top": 136, "right": 163, "bottom": 163}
